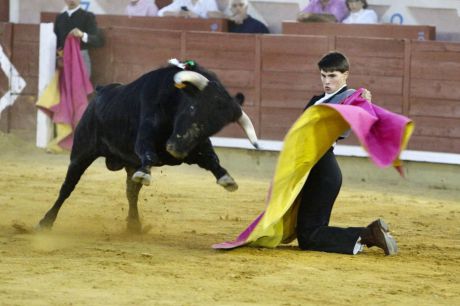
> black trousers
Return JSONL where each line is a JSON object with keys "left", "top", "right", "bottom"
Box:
{"left": 296, "top": 148, "right": 365, "bottom": 254}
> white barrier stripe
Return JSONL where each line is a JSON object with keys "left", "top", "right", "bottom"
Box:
{"left": 36, "top": 23, "right": 56, "bottom": 148}
{"left": 210, "top": 137, "right": 460, "bottom": 165}
{"left": 0, "top": 45, "right": 26, "bottom": 116}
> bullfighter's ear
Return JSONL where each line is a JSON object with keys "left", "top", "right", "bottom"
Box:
{"left": 235, "top": 93, "right": 245, "bottom": 105}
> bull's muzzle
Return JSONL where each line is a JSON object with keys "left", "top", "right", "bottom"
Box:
{"left": 166, "top": 142, "right": 188, "bottom": 159}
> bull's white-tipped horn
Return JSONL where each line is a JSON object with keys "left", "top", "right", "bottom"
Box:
{"left": 174, "top": 71, "right": 209, "bottom": 91}
{"left": 237, "top": 111, "right": 259, "bottom": 149}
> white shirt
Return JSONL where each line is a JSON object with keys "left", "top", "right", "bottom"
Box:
{"left": 342, "top": 9, "right": 378, "bottom": 24}
{"left": 65, "top": 5, "right": 81, "bottom": 17}
{"left": 158, "top": 0, "right": 218, "bottom": 18}
{"left": 314, "top": 85, "right": 347, "bottom": 105}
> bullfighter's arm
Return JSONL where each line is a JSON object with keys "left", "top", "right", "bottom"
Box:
{"left": 83, "top": 13, "right": 104, "bottom": 48}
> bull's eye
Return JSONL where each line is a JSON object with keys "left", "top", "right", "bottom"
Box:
{"left": 189, "top": 105, "right": 196, "bottom": 115}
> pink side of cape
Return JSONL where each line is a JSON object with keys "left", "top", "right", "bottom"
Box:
{"left": 328, "top": 88, "right": 411, "bottom": 167}
{"left": 51, "top": 35, "right": 93, "bottom": 149}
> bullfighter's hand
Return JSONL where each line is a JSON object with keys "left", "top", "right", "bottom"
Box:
{"left": 361, "top": 89, "right": 372, "bottom": 102}
{"left": 70, "top": 28, "right": 84, "bottom": 38}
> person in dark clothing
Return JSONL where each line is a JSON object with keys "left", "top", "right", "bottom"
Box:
{"left": 54, "top": 0, "right": 104, "bottom": 75}
{"left": 296, "top": 51, "right": 398, "bottom": 255}
{"left": 228, "top": 0, "right": 269, "bottom": 34}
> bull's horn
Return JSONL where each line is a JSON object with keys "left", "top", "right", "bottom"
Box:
{"left": 174, "top": 71, "right": 209, "bottom": 91}
{"left": 237, "top": 111, "right": 259, "bottom": 149}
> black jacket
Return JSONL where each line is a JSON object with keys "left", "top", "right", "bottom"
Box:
{"left": 54, "top": 8, "right": 104, "bottom": 50}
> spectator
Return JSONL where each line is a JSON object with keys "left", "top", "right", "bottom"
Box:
{"left": 342, "top": 0, "right": 378, "bottom": 24}
{"left": 125, "top": 0, "right": 159, "bottom": 17}
{"left": 157, "top": 0, "right": 220, "bottom": 18}
{"left": 228, "top": 0, "right": 269, "bottom": 34}
{"left": 54, "top": 0, "right": 104, "bottom": 76}
{"left": 297, "top": 0, "right": 348, "bottom": 23}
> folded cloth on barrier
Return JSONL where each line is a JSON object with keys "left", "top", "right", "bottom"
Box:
{"left": 36, "top": 35, "right": 93, "bottom": 151}
{"left": 213, "top": 88, "right": 414, "bottom": 250}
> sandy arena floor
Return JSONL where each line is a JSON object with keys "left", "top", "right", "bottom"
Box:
{"left": 0, "top": 132, "right": 459, "bottom": 305}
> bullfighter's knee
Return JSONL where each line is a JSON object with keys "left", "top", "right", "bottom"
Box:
{"left": 217, "top": 174, "right": 238, "bottom": 192}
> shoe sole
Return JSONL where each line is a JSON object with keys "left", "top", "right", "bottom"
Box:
{"left": 382, "top": 232, "right": 398, "bottom": 255}
{"left": 372, "top": 219, "right": 398, "bottom": 255}
{"left": 376, "top": 218, "right": 389, "bottom": 233}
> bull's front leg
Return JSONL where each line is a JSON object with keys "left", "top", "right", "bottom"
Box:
{"left": 125, "top": 167, "right": 143, "bottom": 233}
{"left": 187, "top": 140, "right": 238, "bottom": 192}
{"left": 133, "top": 118, "right": 159, "bottom": 186}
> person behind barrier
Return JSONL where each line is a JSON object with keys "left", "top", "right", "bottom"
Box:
{"left": 297, "top": 0, "right": 348, "bottom": 23}
{"left": 342, "top": 0, "right": 378, "bottom": 24}
{"left": 125, "top": 0, "right": 159, "bottom": 17}
{"left": 228, "top": 0, "right": 269, "bottom": 34}
{"left": 296, "top": 51, "right": 398, "bottom": 256}
{"left": 54, "top": 0, "right": 104, "bottom": 76}
{"left": 157, "top": 0, "right": 220, "bottom": 18}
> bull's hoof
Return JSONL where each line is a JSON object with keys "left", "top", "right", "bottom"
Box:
{"left": 132, "top": 171, "right": 151, "bottom": 186}
{"left": 217, "top": 174, "right": 238, "bottom": 192}
{"left": 126, "top": 219, "right": 143, "bottom": 234}
{"left": 126, "top": 219, "right": 152, "bottom": 235}
{"left": 35, "top": 219, "right": 53, "bottom": 232}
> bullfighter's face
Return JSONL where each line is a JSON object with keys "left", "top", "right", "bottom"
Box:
{"left": 65, "top": 0, "right": 81, "bottom": 10}
{"left": 320, "top": 69, "right": 349, "bottom": 94}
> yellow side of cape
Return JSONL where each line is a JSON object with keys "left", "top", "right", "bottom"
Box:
{"left": 35, "top": 71, "right": 72, "bottom": 153}
{"left": 247, "top": 106, "right": 350, "bottom": 248}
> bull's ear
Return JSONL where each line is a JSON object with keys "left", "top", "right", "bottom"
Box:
{"left": 235, "top": 93, "right": 245, "bottom": 105}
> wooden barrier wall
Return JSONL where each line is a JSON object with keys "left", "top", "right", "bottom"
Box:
{"left": 282, "top": 22, "right": 436, "bottom": 41}
{"left": 408, "top": 41, "right": 460, "bottom": 152}
{"left": 0, "top": 0, "right": 8, "bottom": 22}
{"left": 41, "top": 13, "right": 229, "bottom": 33}
{"left": 1, "top": 23, "right": 459, "bottom": 154}
{"left": 0, "top": 22, "right": 38, "bottom": 133}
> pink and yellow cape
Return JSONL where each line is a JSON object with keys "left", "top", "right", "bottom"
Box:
{"left": 213, "top": 89, "right": 414, "bottom": 250}
{"left": 36, "top": 36, "right": 93, "bottom": 152}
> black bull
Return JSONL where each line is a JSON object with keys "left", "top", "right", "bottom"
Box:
{"left": 38, "top": 62, "right": 259, "bottom": 232}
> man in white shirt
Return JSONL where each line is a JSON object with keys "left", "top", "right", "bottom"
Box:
{"left": 342, "top": 0, "right": 378, "bottom": 24}
{"left": 158, "top": 0, "right": 220, "bottom": 19}
{"left": 54, "top": 0, "right": 104, "bottom": 75}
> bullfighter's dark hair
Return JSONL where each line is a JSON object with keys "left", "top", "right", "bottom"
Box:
{"left": 346, "top": 0, "right": 368, "bottom": 10}
{"left": 317, "top": 51, "right": 350, "bottom": 73}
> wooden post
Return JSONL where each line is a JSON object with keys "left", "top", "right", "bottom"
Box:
{"left": 403, "top": 39, "right": 411, "bottom": 116}
{"left": 0, "top": 0, "right": 9, "bottom": 22}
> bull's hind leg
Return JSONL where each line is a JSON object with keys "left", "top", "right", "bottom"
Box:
{"left": 38, "top": 155, "right": 96, "bottom": 230}
{"left": 125, "top": 167, "right": 143, "bottom": 233}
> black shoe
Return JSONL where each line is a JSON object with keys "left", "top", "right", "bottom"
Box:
{"left": 363, "top": 218, "right": 398, "bottom": 255}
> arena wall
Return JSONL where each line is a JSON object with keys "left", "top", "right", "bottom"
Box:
{"left": 0, "top": 20, "right": 459, "bottom": 155}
